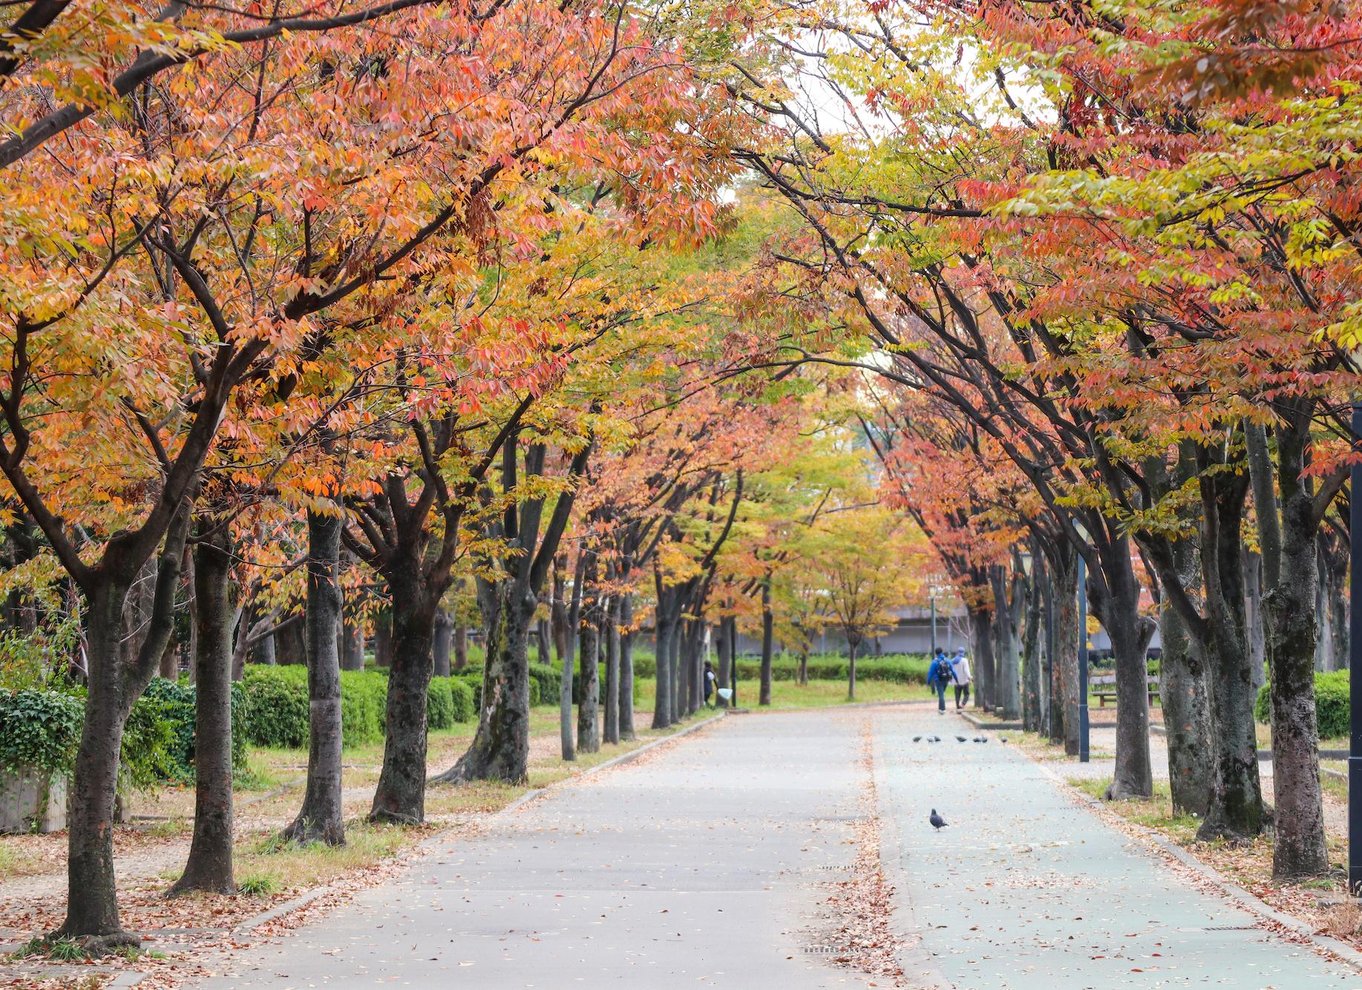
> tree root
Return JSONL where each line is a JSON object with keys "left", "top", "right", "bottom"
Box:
{"left": 279, "top": 815, "right": 345, "bottom": 847}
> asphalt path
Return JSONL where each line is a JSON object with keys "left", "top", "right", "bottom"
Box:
{"left": 198, "top": 705, "right": 1362, "bottom": 989}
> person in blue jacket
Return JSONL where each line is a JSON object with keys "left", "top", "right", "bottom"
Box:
{"left": 928, "top": 648, "right": 953, "bottom": 713}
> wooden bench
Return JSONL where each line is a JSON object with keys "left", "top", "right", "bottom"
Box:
{"left": 1090, "top": 673, "right": 1160, "bottom": 707}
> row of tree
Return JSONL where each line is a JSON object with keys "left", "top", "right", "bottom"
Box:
{"left": 725, "top": 0, "right": 1362, "bottom": 884}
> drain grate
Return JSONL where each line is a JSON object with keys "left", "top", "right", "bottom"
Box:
{"left": 1202, "top": 925, "right": 1257, "bottom": 932}
{"left": 802, "top": 945, "right": 853, "bottom": 955}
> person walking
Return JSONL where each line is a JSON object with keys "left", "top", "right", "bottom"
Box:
{"left": 928, "top": 648, "right": 952, "bottom": 713}
{"left": 703, "top": 660, "right": 718, "bottom": 709}
{"left": 949, "top": 647, "right": 972, "bottom": 710}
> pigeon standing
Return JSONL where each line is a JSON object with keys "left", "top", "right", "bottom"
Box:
{"left": 929, "top": 809, "right": 948, "bottom": 830}
{"left": 912, "top": 736, "right": 922, "bottom": 743}
{"left": 955, "top": 736, "right": 968, "bottom": 743}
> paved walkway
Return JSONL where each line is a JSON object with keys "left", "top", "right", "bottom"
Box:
{"left": 199, "top": 705, "right": 1362, "bottom": 989}
{"left": 874, "top": 706, "right": 1358, "bottom": 990}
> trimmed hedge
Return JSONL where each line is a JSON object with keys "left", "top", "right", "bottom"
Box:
{"left": 1255, "top": 670, "right": 1348, "bottom": 739}
{"left": 452, "top": 664, "right": 560, "bottom": 712}
{"left": 240, "top": 665, "right": 476, "bottom": 749}
{"left": 631, "top": 653, "right": 931, "bottom": 685}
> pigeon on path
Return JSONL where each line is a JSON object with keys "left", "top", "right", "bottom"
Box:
{"left": 972, "top": 736, "right": 986, "bottom": 743}
{"left": 955, "top": 736, "right": 968, "bottom": 743}
{"left": 929, "top": 809, "right": 948, "bottom": 830}
{"left": 913, "top": 736, "right": 922, "bottom": 743}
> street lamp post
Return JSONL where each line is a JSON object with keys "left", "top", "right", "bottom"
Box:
{"left": 1350, "top": 400, "right": 1362, "bottom": 893}
{"left": 1077, "top": 550, "right": 1090, "bottom": 764}
{"left": 930, "top": 593, "right": 938, "bottom": 658}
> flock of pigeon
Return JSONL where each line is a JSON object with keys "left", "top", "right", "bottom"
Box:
{"left": 913, "top": 734, "right": 1009, "bottom": 830}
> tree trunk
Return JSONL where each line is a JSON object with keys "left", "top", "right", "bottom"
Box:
{"left": 1021, "top": 572, "right": 1042, "bottom": 734}
{"left": 619, "top": 595, "right": 637, "bottom": 740}
{"left": 433, "top": 610, "right": 453, "bottom": 678}
{"left": 847, "top": 635, "right": 858, "bottom": 700}
{"left": 282, "top": 511, "right": 346, "bottom": 846}
{"left": 577, "top": 605, "right": 601, "bottom": 753}
{"left": 341, "top": 617, "right": 365, "bottom": 671}
{"left": 454, "top": 624, "right": 469, "bottom": 671}
{"left": 1051, "top": 551, "right": 1079, "bottom": 754}
{"left": 1258, "top": 411, "right": 1329, "bottom": 877}
{"left": 370, "top": 569, "right": 435, "bottom": 825}
{"left": 537, "top": 616, "right": 552, "bottom": 667}
{"left": 1197, "top": 468, "right": 1264, "bottom": 841}
{"left": 1159, "top": 542, "right": 1213, "bottom": 817}
{"left": 58, "top": 515, "right": 188, "bottom": 945}
{"left": 1244, "top": 550, "right": 1268, "bottom": 686}
{"left": 652, "top": 588, "right": 677, "bottom": 730}
{"left": 668, "top": 619, "right": 682, "bottom": 724}
{"left": 373, "top": 611, "right": 392, "bottom": 668}
{"left": 604, "top": 596, "right": 621, "bottom": 745}
{"left": 435, "top": 580, "right": 535, "bottom": 784}
{"left": 59, "top": 582, "right": 136, "bottom": 944}
{"left": 990, "top": 568, "right": 1021, "bottom": 720}
{"left": 967, "top": 605, "right": 997, "bottom": 712}
{"left": 254, "top": 622, "right": 277, "bottom": 665}
{"left": 715, "top": 621, "right": 732, "bottom": 703}
{"left": 1318, "top": 529, "right": 1349, "bottom": 671}
{"left": 759, "top": 578, "right": 774, "bottom": 707}
{"left": 170, "top": 523, "right": 237, "bottom": 895}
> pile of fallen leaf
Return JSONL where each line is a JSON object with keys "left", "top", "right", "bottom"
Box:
{"left": 820, "top": 721, "right": 906, "bottom": 987}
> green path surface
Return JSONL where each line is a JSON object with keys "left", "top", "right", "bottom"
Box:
{"left": 197, "top": 706, "right": 1362, "bottom": 989}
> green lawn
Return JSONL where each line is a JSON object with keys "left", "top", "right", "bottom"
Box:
{"left": 631, "top": 675, "right": 930, "bottom": 712}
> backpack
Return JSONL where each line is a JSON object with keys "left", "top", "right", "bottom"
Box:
{"left": 932, "top": 657, "right": 952, "bottom": 686}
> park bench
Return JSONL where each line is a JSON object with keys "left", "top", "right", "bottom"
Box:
{"left": 1089, "top": 673, "right": 1160, "bottom": 707}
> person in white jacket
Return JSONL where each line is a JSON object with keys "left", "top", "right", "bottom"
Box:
{"left": 949, "top": 648, "right": 972, "bottom": 710}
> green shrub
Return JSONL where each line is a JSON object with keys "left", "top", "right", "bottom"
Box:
{"left": 447, "top": 677, "right": 475, "bottom": 723}
{"left": 338, "top": 670, "right": 388, "bottom": 746}
{"left": 0, "top": 689, "right": 83, "bottom": 776}
{"left": 1256, "top": 669, "right": 1349, "bottom": 740}
{"left": 529, "top": 663, "right": 561, "bottom": 704}
{"left": 139, "top": 678, "right": 251, "bottom": 783}
{"left": 241, "top": 666, "right": 310, "bottom": 748}
{"left": 458, "top": 671, "right": 483, "bottom": 711}
{"left": 428, "top": 678, "right": 453, "bottom": 730}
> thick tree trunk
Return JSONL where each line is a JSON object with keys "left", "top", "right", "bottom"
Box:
{"left": 619, "top": 595, "right": 637, "bottom": 740}
{"left": 1103, "top": 602, "right": 1155, "bottom": 800}
{"left": 1197, "top": 471, "right": 1264, "bottom": 841}
{"left": 537, "top": 616, "right": 551, "bottom": 667}
{"left": 967, "top": 605, "right": 997, "bottom": 712}
{"left": 370, "top": 572, "right": 436, "bottom": 825}
{"left": 1052, "top": 554, "right": 1079, "bottom": 754}
{"left": 170, "top": 524, "right": 236, "bottom": 895}
{"left": 282, "top": 511, "right": 346, "bottom": 846}
{"left": 255, "top": 623, "right": 277, "bottom": 665}
{"left": 990, "top": 569, "right": 1021, "bottom": 720}
{"left": 433, "top": 610, "right": 453, "bottom": 678}
{"left": 604, "top": 597, "right": 621, "bottom": 745}
{"left": 668, "top": 622, "right": 682, "bottom": 723}
{"left": 652, "top": 591, "right": 676, "bottom": 730}
{"left": 577, "top": 607, "right": 601, "bottom": 754}
{"left": 59, "top": 515, "right": 188, "bottom": 945}
{"left": 57, "top": 580, "right": 135, "bottom": 944}
{"left": 1318, "top": 529, "right": 1349, "bottom": 671}
{"left": 1159, "top": 542, "right": 1213, "bottom": 817}
{"left": 1259, "top": 412, "right": 1328, "bottom": 877}
{"left": 1021, "top": 573, "right": 1042, "bottom": 734}
{"left": 436, "top": 580, "right": 535, "bottom": 784}
{"left": 760, "top": 578, "right": 774, "bottom": 707}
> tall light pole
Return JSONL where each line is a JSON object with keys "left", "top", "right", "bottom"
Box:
{"left": 1350, "top": 399, "right": 1362, "bottom": 893}
{"left": 930, "top": 593, "right": 938, "bottom": 657}
{"left": 1077, "top": 548, "right": 1091, "bottom": 764}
